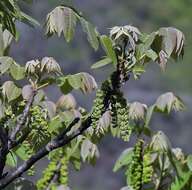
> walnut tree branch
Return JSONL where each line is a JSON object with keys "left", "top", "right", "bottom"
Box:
{"left": 0, "top": 117, "right": 88, "bottom": 189}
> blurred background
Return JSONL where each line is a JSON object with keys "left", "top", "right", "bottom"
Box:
{"left": 10, "top": 0, "right": 192, "bottom": 189}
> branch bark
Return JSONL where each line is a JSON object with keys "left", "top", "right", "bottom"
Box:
{"left": 0, "top": 127, "right": 8, "bottom": 178}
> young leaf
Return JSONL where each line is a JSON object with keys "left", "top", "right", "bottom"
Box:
{"left": 155, "top": 92, "right": 185, "bottom": 114}
{"left": 113, "top": 148, "right": 133, "bottom": 172}
{"left": 15, "top": 145, "right": 29, "bottom": 161}
{"left": 20, "top": 11, "right": 40, "bottom": 27}
{"left": 46, "top": 6, "right": 77, "bottom": 42}
{"left": 158, "top": 27, "right": 185, "bottom": 57}
{"left": 10, "top": 63, "right": 25, "bottom": 80}
{"left": 80, "top": 17, "right": 99, "bottom": 51}
{"left": 150, "top": 131, "right": 172, "bottom": 153}
{"left": 129, "top": 102, "right": 147, "bottom": 121}
{"left": 100, "top": 35, "right": 117, "bottom": 65}
{"left": 81, "top": 139, "right": 99, "bottom": 162}
{"left": 22, "top": 85, "right": 33, "bottom": 100}
{"left": 91, "top": 57, "right": 112, "bottom": 69}
{"left": 2, "top": 81, "right": 21, "bottom": 102}
{"left": 187, "top": 155, "right": 192, "bottom": 171}
{"left": 145, "top": 49, "right": 158, "bottom": 61}
{"left": 6, "top": 151, "right": 17, "bottom": 167}
{"left": 95, "top": 111, "right": 111, "bottom": 135}
{"left": 144, "top": 105, "right": 155, "bottom": 128}
{"left": 56, "top": 94, "right": 77, "bottom": 110}
{"left": 0, "top": 56, "right": 14, "bottom": 74}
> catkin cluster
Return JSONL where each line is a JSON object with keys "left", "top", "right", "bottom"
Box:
{"left": 91, "top": 89, "right": 105, "bottom": 130}
{"left": 37, "top": 148, "right": 69, "bottom": 190}
{"left": 59, "top": 156, "right": 69, "bottom": 186}
{"left": 142, "top": 151, "right": 153, "bottom": 184}
{"left": 23, "top": 140, "right": 35, "bottom": 176}
{"left": 0, "top": 106, "right": 15, "bottom": 128}
{"left": 36, "top": 158, "right": 58, "bottom": 190}
{"left": 91, "top": 81, "right": 110, "bottom": 132}
{"left": 129, "top": 140, "right": 153, "bottom": 190}
{"left": 110, "top": 91, "right": 132, "bottom": 141}
{"left": 29, "top": 105, "right": 50, "bottom": 148}
{"left": 130, "top": 139, "right": 144, "bottom": 190}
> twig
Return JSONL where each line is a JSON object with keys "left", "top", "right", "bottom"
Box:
{"left": 8, "top": 89, "right": 36, "bottom": 148}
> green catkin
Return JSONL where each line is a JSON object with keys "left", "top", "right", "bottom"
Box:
{"left": 91, "top": 89, "right": 106, "bottom": 130}
{"left": 130, "top": 139, "right": 144, "bottom": 190}
{"left": 29, "top": 105, "right": 50, "bottom": 149}
{"left": 23, "top": 140, "right": 35, "bottom": 176}
{"left": 36, "top": 159, "right": 58, "bottom": 190}
{"left": 142, "top": 151, "right": 153, "bottom": 184}
{"left": 37, "top": 148, "right": 69, "bottom": 190}
{"left": 0, "top": 106, "right": 15, "bottom": 128}
{"left": 59, "top": 156, "right": 69, "bottom": 186}
{"left": 111, "top": 91, "right": 132, "bottom": 141}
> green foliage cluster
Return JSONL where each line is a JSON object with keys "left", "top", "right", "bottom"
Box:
{"left": 0, "top": 1, "right": 191, "bottom": 190}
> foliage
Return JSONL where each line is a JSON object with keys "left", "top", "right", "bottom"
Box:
{"left": 0, "top": 1, "right": 191, "bottom": 190}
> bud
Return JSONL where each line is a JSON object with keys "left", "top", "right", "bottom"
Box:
{"left": 56, "top": 94, "right": 77, "bottom": 110}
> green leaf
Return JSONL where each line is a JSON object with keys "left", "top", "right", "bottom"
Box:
{"left": 15, "top": 145, "right": 29, "bottom": 161}
{"left": 169, "top": 171, "right": 192, "bottom": 190}
{"left": 132, "top": 65, "right": 145, "bottom": 79}
{"left": 10, "top": 63, "right": 25, "bottom": 80}
{"left": 150, "top": 131, "right": 171, "bottom": 153}
{"left": 0, "top": 28, "right": 13, "bottom": 56}
{"left": 91, "top": 57, "right": 112, "bottom": 69}
{"left": 113, "top": 148, "right": 133, "bottom": 172}
{"left": 0, "top": 56, "right": 14, "bottom": 74}
{"left": 80, "top": 17, "right": 99, "bottom": 51}
{"left": 144, "top": 105, "right": 155, "bottom": 128}
{"left": 100, "top": 35, "right": 117, "bottom": 65}
{"left": 48, "top": 116, "right": 63, "bottom": 134}
{"left": 187, "top": 155, "right": 192, "bottom": 171}
{"left": 2, "top": 81, "right": 21, "bottom": 102}
{"left": 67, "top": 74, "right": 82, "bottom": 89}
{"left": 57, "top": 77, "right": 73, "bottom": 94}
{"left": 6, "top": 151, "right": 17, "bottom": 167}
{"left": 145, "top": 49, "right": 158, "bottom": 61}
{"left": 63, "top": 7, "right": 77, "bottom": 42}
{"left": 20, "top": 11, "right": 40, "bottom": 27}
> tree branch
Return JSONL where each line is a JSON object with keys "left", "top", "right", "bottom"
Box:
{"left": 0, "top": 69, "right": 126, "bottom": 188}
{"left": 0, "top": 117, "right": 86, "bottom": 189}
{"left": 0, "top": 127, "right": 8, "bottom": 178}
{"left": 8, "top": 89, "right": 36, "bottom": 148}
